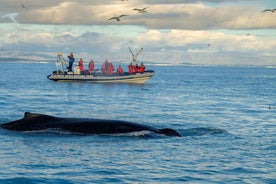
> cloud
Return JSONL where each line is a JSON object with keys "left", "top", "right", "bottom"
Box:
{"left": 136, "top": 0, "right": 254, "bottom": 4}
{"left": 134, "top": 29, "right": 276, "bottom": 64}
{"left": 0, "top": 0, "right": 275, "bottom": 65}
{"left": 1, "top": 1, "right": 275, "bottom": 29}
{"left": 138, "top": 4, "right": 276, "bottom": 29}
{"left": 135, "top": 29, "right": 276, "bottom": 51}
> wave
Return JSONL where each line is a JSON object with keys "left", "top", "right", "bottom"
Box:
{"left": 178, "top": 127, "right": 228, "bottom": 136}
{"left": 0, "top": 60, "right": 51, "bottom": 64}
{"left": 16, "top": 61, "right": 50, "bottom": 64}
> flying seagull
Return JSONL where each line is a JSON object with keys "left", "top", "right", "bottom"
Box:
{"left": 133, "top": 7, "right": 149, "bottom": 13}
{"left": 107, "top": 15, "right": 128, "bottom": 21}
{"left": 1, "top": 13, "right": 19, "bottom": 23}
{"left": 20, "top": 1, "right": 28, "bottom": 10}
{"left": 129, "top": 47, "right": 143, "bottom": 62}
{"left": 262, "top": 8, "right": 276, "bottom": 13}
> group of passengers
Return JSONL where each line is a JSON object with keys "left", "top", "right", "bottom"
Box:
{"left": 67, "top": 52, "right": 146, "bottom": 75}
{"left": 101, "top": 59, "right": 114, "bottom": 75}
{"left": 128, "top": 63, "right": 145, "bottom": 73}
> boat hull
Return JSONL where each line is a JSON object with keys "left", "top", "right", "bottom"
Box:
{"left": 47, "top": 70, "right": 154, "bottom": 84}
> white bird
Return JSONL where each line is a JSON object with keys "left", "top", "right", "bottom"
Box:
{"left": 129, "top": 47, "right": 143, "bottom": 62}
{"left": 2, "top": 13, "right": 19, "bottom": 23}
{"left": 133, "top": 7, "right": 148, "bottom": 14}
{"left": 106, "top": 15, "right": 128, "bottom": 21}
{"left": 262, "top": 8, "right": 276, "bottom": 13}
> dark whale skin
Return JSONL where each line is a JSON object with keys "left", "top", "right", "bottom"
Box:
{"left": 0, "top": 112, "right": 181, "bottom": 137}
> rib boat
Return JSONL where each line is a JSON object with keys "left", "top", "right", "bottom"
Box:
{"left": 47, "top": 70, "right": 155, "bottom": 83}
{"left": 47, "top": 51, "right": 154, "bottom": 84}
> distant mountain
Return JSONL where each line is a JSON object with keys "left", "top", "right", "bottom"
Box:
{"left": 0, "top": 50, "right": 55, "bottom": 62}
{"left": 0, "top": 57, "right": 29, "bottom": 62}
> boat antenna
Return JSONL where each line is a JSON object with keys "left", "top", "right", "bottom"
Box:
{"left": 129, "top": 47, "right": 143, "bottom": 63}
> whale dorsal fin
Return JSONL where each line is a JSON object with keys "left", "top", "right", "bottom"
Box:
{"left": 24, "top": 112, "right": 33, "bottom": 118}
{"left": 24, "top": 112, "right": 44, "bottom": 119}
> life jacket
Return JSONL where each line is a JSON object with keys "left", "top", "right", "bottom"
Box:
{"left": 128, "top": 64, "right": 134, "bottom": 73}
{"left": 134, "top": 65, "right": 139, "bottom": 73}
{"left": 117, "top": 67, "right": 123, "bottom": 74}
{"left": 107, "top": 63, "right": 113, "bottom": 75}
{"left": 79, "top": 60, "right": 84, "bottom": 71}
{"left": 140, "top": 65, "right": 145, "bottom": 72}
{"left": 88, "top": 61, "right": 95, "bottom": 71}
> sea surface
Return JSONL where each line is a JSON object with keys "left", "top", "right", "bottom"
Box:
{"left": 0, "top": 61, "right": 275, "bottom": 183}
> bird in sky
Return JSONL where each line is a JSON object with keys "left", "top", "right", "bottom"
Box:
{"left": 133, "top": 7, "right": 149, "bottom": 14}
{"left": 129, "top": 47, "right": 143, "bottom": 62}
{"left": 106, "top": 15, "right": 128, "bottom": 21}
{"left": 20, "top": 1, "right": 28, "bottom": 10}
{"left": 1, "top": 13, "right": 19, "bottom": 23}
{"left": 262, "top": 9, "right": 276, "bottom": 13}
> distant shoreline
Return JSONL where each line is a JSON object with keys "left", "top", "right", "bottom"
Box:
{"left": 0, "top": 57, "right": 275, "bottom": 68}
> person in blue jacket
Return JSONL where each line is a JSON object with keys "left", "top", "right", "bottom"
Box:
{"left": 67, "top": 52, "right": 75, "bottom": 72}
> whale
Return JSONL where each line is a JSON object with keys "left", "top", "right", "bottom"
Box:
{"left": 0, "top": 112, "right": 181, "bottom": 137}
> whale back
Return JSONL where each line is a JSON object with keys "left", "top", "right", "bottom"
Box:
{"left": 24, "top": 112, "right": 45, "bottom": 119}
{"left": 159, "top": 128, "right": 181, "bottom": 137}
{"left": 0, "top": 112, "right": 57, "bottom": 131}
{"left": 1, "top": 112, "right": 181, "bottom": 137}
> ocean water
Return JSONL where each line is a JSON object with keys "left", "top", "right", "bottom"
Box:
{"left": 0, "top": 61, "right": 275, "bottom": 183}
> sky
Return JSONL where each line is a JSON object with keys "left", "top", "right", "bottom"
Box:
{"left": 0, "top": 0, "right": 276, "bottom": 65}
